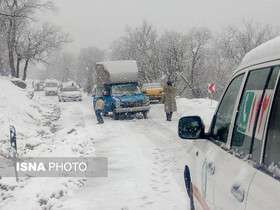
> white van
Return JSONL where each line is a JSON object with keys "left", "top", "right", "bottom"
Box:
{"left": 178, "top": 36, "right": 280, "bottom": 210}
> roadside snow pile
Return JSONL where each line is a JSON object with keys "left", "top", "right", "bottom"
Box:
{"left": 0, "top": 77, "right": 46, "bottom": 156}
{"left": 177, "top": 97, "right": 218, "bottom": 129}
{"left": 149, "top": 97, "right": 218, "bottom": 134}
{"left": 0, "top": 78, "right": 92, "bottom": 209}
{"left": 1, "top": 177, "right": 87, "bottom": 210}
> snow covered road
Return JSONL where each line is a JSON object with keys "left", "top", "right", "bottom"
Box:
{"left": 51, "top": 97, "right": 185, "bottom": 210}
{"left": 54, "top": 95, "right": 216, "bottom": 210}
{"left": 0, "top": 84, "right": 217, "bottom": 210}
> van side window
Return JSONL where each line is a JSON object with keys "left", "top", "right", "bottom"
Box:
{"left": 231, "top": 68, "right": 271, "bottom": 159}
{"left": 264, "top": 69, "right": 280, "bottom": 178}
{"left": 212, "top": 74, "right": 244, "bottom": 143}
{"left": 252, "top": 68, "right": 279, "bottom": 162}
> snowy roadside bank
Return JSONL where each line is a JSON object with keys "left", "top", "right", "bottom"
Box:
{"left": 0, "top": 78, "right": 96, "bottom": 210}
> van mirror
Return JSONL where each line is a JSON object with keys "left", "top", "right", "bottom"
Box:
{"left": 178, "top": 116, "right": 205, "bottom": 139}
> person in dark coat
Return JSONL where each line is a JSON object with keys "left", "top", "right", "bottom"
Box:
{"left": 162, "top": 80, "right": 177, "bottom": 121}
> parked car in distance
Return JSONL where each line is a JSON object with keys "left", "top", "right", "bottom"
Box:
{"left": 178, "top": 36, "right": 280, "bottom": 210}
{"left": 44, "top": 79, "right": 59, "bottom": 96}
{"left": 142, "top": 82, "right": 163, "bottom": 102}
{"left": 33, "top": 80, "right": 44, "bottom": 91}
{"left": 58, "top": 82, "right": 82, "bottom": 102}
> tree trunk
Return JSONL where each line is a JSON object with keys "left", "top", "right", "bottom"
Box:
{"left": 7, "top": 18, "right": 16, "bottom": 77}
{"left": 16, "top": 56, "right": 21, "bottom": 78}
{"left": 22, "top": 59, "right": 29, "bottom": 81}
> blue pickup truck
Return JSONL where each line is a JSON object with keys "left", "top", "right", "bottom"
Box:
{"left": 92, "top": 60, "right": 150, "bottom": 120}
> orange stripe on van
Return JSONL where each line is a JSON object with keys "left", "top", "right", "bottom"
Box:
{"left": 192, "top": 183, "right": 211, "bottom": 210}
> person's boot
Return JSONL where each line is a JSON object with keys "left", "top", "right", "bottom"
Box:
{"left": 169, "top": 112, "right": 173, "bottom": 121}
{"left": 167, "top": 113, "right": 171, "bottom": 121}
{"left": 166, "top": 113, "right": 169, "bottom": 121}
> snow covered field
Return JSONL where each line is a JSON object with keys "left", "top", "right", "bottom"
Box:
{"left": 0, "top": 77, "right": 217, "bottom": 210}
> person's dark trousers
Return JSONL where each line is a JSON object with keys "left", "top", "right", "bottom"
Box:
{"left": 166, "top": 112, "right": 173, "bottom": 121}
{"left": 95, "top": 109, "right": 104, "bottom": 124}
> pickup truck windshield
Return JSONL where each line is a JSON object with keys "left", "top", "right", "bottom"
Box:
{"left": 112, "top": 84, "right": 141, "bottom": 96}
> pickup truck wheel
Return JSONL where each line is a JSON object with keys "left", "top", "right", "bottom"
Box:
{"left": 113, "top": 111, "right": 119, "bottom": 120}
{"left": 143, "top": 111, "right": 148, "bottom": 119}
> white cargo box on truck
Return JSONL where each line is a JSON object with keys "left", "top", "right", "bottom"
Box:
{"left": 96, "top": 60, "right": 138, "bottom": 85}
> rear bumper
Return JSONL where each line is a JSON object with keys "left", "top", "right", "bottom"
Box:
{"left": 115, "top": 105, "right": 150, "bottom": 113}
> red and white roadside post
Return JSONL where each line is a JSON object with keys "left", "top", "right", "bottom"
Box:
{"left": 208, "top": 83, "right": 216, "bottom": 106}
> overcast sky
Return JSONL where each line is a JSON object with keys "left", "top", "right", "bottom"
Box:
{"left": 45, "top": 0, "right": 280, "bottom": 51}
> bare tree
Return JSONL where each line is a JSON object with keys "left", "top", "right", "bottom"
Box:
{"left": 0, "top": 14, "right": 8, "bottom": 75}
{"left": 109, "top": 20, "right": 278, "bottom": 99}
{"left": 158, "top": 31, "right": 187, "bottom": 83}
{"left": 44, "top": 51, "right": 77, "bottom": 82}
{"left": 77, "top": 47, "right": 105, "bottom": 92}
{"left": 204, "top": 20, "right": 279, "bottom": 98}
{"left": 0, "top": 0, "right": 54, "bottom": 77}
{"left": 180, "top": 27, "right": 212, "bottom": 97}
{"left": 15, "top": 23, "right": 69, "bottom": 80}
{"left": 111, "top": 21, "right": 160, "bottom": 82}
{"left": 217, "top": 20, "right": 278, "bottom": 68}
